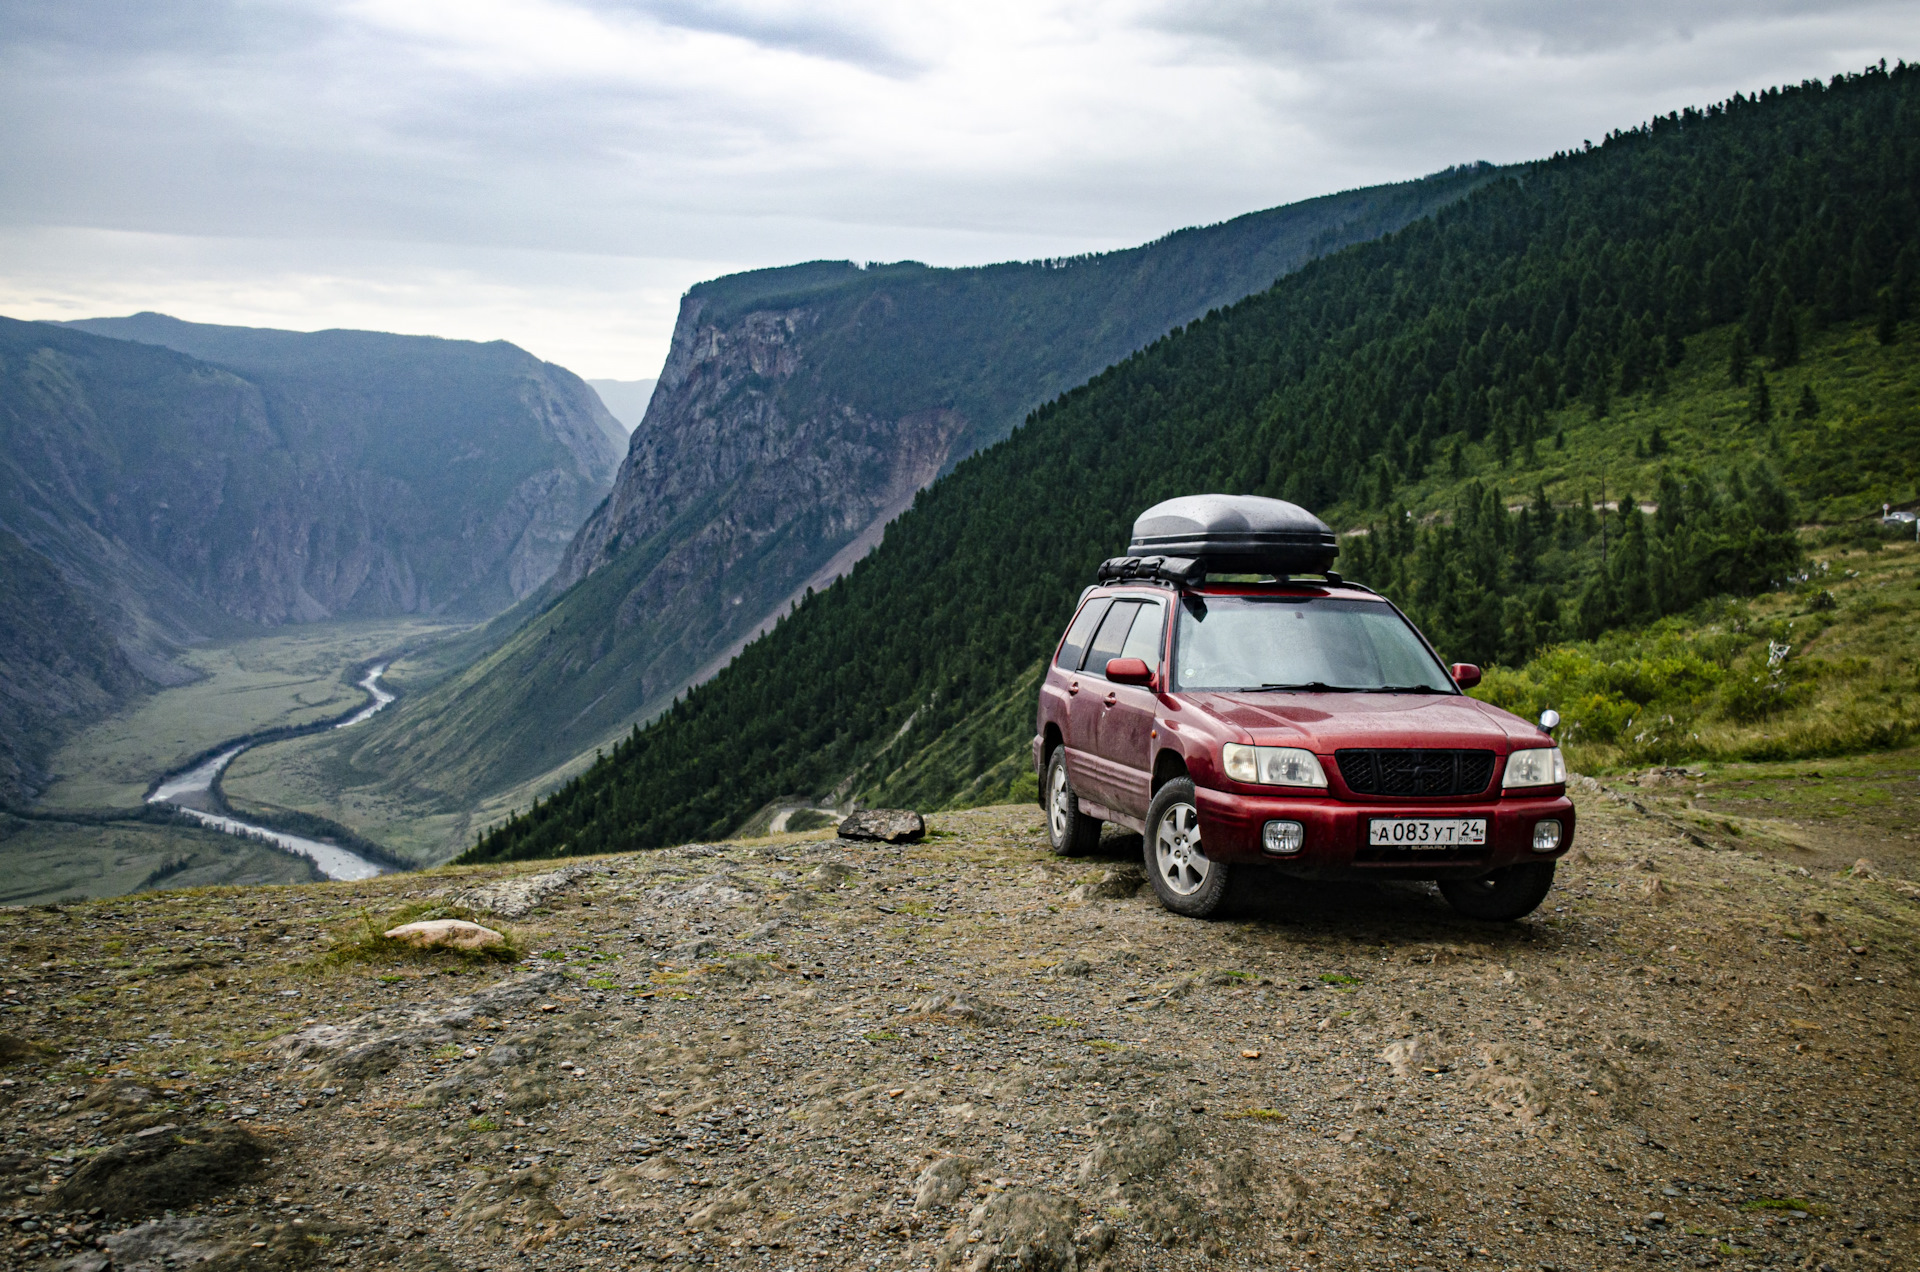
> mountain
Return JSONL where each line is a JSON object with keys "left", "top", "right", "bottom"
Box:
{"left": 335, "top": 168, "right": 1501, "bottom": 819}
{"left": 587, "top": 379, "right": 657, "bottom": 430}
{"left": 59, "top": 313, "right": 625, "bottom": 613}
{"left": 0, "top": 315, "right": 623, "bottom": 802}
{"left": 459, "top": 64, "right": 1920, "bottom": 864}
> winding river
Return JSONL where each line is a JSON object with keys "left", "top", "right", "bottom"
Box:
{"left": 145, "top": 664, "right": 395, "bottom": 881}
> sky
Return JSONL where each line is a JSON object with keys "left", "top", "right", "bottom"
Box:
{"left": 2, "top": 2, "right": 1915, "bottom": 380}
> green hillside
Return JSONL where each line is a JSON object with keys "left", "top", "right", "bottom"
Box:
{"left": 463, "top": 65, "right": 1920, "bottom": 865}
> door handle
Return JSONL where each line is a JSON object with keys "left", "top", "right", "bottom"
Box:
{"left": 1104, "top": 691, "right": 1118, "bottom": 707}
{"left": 1067, "top": 680, "right": 1080, "bottom": 696}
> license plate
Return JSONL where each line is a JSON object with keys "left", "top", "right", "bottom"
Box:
{"left": 1368, "top": 818, "right": 1487, "bottom": 848}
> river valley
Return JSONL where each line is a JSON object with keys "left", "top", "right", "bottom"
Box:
{"left": 142, "top": 664, "right": 397, "bottom": 882}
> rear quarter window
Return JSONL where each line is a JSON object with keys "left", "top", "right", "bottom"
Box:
{"left": 1055, "top": 597, "right": 1111, "bottom": 670}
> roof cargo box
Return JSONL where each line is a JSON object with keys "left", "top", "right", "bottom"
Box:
{"left": 1127, "top": 494, "right": 1337, "bottom": 576}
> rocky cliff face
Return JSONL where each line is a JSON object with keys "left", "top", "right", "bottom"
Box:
{"left": 553, "top": 298, "right": 963, "bottom": 603}
{"left": 58, "top": 314, "right": 623, "bottom": 621}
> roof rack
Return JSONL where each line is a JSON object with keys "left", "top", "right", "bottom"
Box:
{"left": 1094, "top": 556, "right": 1368, "bottom": 592}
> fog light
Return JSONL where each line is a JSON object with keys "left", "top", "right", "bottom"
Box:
{"left": 1532, "top": 820, "right": 1563, "bottom": 852}
{"left": 1262, "top": 820, "right": 1305, "bottom": 855}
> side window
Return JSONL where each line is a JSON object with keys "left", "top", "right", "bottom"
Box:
{"left": 1082, "top": 600, "right": 1143, "bottom": 677}
{"left": 1118, "top": 600, "right": 1164, "bottom": 667}
{"left": 1055, "top": 598, "right": 1111, "bottom": 670}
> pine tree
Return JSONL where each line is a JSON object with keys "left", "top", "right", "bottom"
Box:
{"left": 1749, "top": 372, "right": 1773, "bottom": 425}
{"left": 1728, "top": 327, "right": 1751, "bottom": 385}
{"left": 1879, "top": 289, "right": 1900, "bottom": 345}
{"left": 1766, "top": 287, "right": 1800, "bottom": 367}
{"left": 1796, "top": 383, "right": 1820, "bottom": 419}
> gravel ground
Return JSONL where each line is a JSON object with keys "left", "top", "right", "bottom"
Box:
{"left": 1, "top": 782, "right": 1915, "bottom": 1272}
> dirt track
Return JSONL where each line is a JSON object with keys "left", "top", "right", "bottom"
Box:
{"left": 1, "top": 781, "right": 1915, "bottom": 1271}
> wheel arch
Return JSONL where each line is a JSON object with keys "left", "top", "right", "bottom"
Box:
{"left": 1150, "top": 747, "right": 1189, "bottom": 798}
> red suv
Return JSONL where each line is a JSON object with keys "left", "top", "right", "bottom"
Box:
{"left": 1033, "top": 494, "right": 1573, "bottom": 920}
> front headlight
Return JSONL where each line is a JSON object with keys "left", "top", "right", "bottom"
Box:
{"left": 1222, "top": 744, "right": 1328, "bottom": 788}
{"left": 1503, "top": 746, "right": 1567, "bottom": 789}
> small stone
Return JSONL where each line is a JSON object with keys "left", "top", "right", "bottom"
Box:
{"left": 1241, "top": 1049, "right": 1261, "bottom": 1059}
{"left": 837, "top": 809, "right": 926, "bottom": 843}
{"left": 382, "top": 919, "right": 506, "bottom": 951}
{"left": 1647, "top": 1212, "right": 1665, "bottom": 1224}
{"left": 1849, "top": 858, "right": 1878, "bottom": 879}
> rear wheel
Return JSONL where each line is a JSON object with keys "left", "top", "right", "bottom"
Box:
{"left": 1144, "top": 778, "right": 1232, "bottom": 917}
{"left": 1045, "top": 750, "right": 1102, "bottom": 856}
{"left": 1438, "top": 861, "right": 1556, "bottom": 921}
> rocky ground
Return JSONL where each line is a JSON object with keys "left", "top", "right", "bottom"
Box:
{"left": 1, "top": 780, "right": 1916, "bottom": 1272}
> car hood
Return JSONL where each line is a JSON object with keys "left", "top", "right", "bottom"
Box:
{"left": 1182, "top": 690, "right": 1541, "bottom": 752}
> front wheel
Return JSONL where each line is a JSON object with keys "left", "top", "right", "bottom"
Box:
{"left": 1045, "top": 750, "right": 1102, "bottom": 856}
{"left": 1438, "top": 861, "right": 1556, "bottom": 921}
{"left": 1144, "top": 778, "right": 1232, "bottom": 918}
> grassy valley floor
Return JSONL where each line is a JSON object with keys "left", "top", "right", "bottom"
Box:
{"left": 36, "top": 618, "right": 465, "bottom": 814}
{"left": 0, "top": 792, "right": 1912, "bottom": 1271}
{"left": 6, "top": 618, "right": 466, "bottom": 905}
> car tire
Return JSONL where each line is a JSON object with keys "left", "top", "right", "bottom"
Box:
{"left": 1045, "top": 750, "right": 1102, "bottom": 856}
{"left": 1144, "top": 777, "right": 1231, "bottom": 918}
{"left": 1438, "top": 861, "right": 1557, "bottom": 921}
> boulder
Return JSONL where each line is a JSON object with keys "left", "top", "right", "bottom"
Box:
{"left": 383, "top": 918, "right": 507, "bottom": 950}
{"left": 912, "top": 1155, "right": 980, "bottom": 1210}
{"left": 839, "top": 809, "right": 926, "bottom": 843}
{"left": 940, "top": 1187, "right": 1079, "bottom": 1271}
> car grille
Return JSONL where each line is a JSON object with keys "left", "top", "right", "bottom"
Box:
{"left": 1335, "top": 748, "right": 1496, "bottom": 797}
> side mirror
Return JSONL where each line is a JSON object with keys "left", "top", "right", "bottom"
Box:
{"left": 1450, "top": 662, "right": 1482, "bottom": 690}
{"left": 1106, "top": 657, "right": 1154, "bottom": 687}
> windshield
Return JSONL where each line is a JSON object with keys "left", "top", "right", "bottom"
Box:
{"left": 1172, "top": 595, "right": 1454, "bottom": 693}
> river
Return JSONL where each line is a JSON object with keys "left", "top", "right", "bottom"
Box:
{"left": 145, "top": 663, "right": 396, "bottom": 882}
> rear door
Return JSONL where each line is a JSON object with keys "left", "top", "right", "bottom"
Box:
{"left": 1094, "top": 598, "right": 1166, "bottom": 818}
{"left": 1071, "top": 598, "right": 1145, "bottom": 808}
{"left": 1053, "top": 597, "right": 1111, "bottom": 795}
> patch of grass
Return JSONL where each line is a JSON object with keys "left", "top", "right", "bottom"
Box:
{"left": 1319, "top": 973, "right": 1362, "bottom": 986}
{"left": 1475, "top": 540, "right": 1920, "bottom": 772}
{"left": 1037, "top": 1015, "right": 1081, "bottom": 1028}
{"left": 431, "top": 1044, "right": 464, "bottom": 1060}
{"left": 313, "top": 901, "right": 520, "bottom": 968}
{"left": 585, "top": 976, "right": 618, "bottom": 990}
{"left": 862, "top": 1031, "right": 898, "bottom": 1043}
{"left": 1740, "top": 1197, "right": 1827, "bottom": 1215}
{"left": 1084, "top": 1039, "right": 1125, "bottom": 1051}
{"left": 466, "top": 1114, "right": 499, "bottom": 1133}
{"left": 1221, "top": 1108, "right": 1288, "bottom": 1121}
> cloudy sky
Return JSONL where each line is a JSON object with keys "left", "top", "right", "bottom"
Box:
{"left": 2, "top": 2, "right": 1914, "bottom": 378}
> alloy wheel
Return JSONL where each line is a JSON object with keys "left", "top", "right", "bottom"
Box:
{"left": 1154, "top": 801, "right": 1209, "bottom": 896}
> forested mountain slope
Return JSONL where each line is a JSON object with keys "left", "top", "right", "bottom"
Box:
{"left": 463, "top": 64, "right": 1920, "bottom": 864}
{"left": 0, "top": 316, "right": 621, "bottom": 802}
{"left": 332, "top": 169, "right": 1497, "bottom": 812}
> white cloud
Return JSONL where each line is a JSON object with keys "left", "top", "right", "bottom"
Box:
{"left": 0, "top": 0, "right": 1912, "bottom": 377}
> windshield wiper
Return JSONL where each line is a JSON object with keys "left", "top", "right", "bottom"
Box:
{"left": 1256, "top": 681, "right": 1359, "bottom": 692}
{"left": 1362, "top": 684, "right": 1445, "bottom": 694}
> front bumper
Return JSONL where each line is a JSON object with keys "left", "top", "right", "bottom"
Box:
{"left": 1195, "top": 785, "right": 1575, "bottom": 878}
